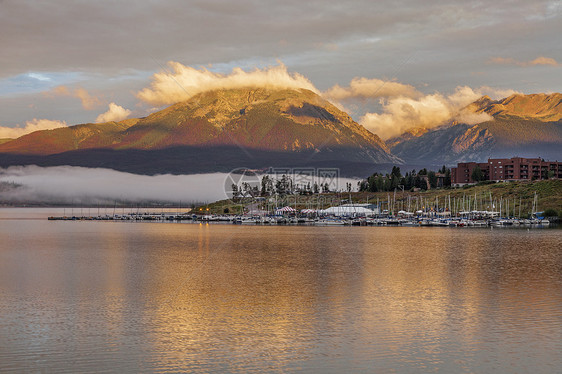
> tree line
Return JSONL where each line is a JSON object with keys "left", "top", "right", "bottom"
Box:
{"left": 358, "top": 166, "right": 452, "bottom": 192}
{"left": 231, "top": 174, "right": 332, "bottom": 199}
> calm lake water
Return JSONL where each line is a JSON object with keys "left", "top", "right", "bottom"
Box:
{"left": 1, "top": 208, "right": 561, "bottom": 373}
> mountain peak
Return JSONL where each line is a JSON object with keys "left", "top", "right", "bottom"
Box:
{"left": 174, "top": 87, "right": 333, "bottom": 129}
{"left": 0, "top": 87, "right": 400, "bottom": 173}
{"left": 117, "top": 87, "right": 393, "bottom": 156}
{"left": 389, "top": 92, "right": 562, "bottom": 164}
{"left": 473, "top": 92, "right": 562, "bottom": 121}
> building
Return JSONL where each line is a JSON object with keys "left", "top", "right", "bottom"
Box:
{"left": 451, "top": 157, "right": 562, "bottom": 186}
{"left": 451, "top": 161, "right": 489, "bottom": 185}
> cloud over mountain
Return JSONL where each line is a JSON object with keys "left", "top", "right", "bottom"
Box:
{"left": 96, "top": 103, "right": 131, "bottom": 123}
{"left": 358, "top": 86, "right": 518, "bottom": 140}
{"left": 137, "top": 62, "right": 317, "bottom": 106}
{"left": 323, "top": 77, "right": 421, "bottom": 101}
{"left": 0, "top": 119, "right": 67, "bottom": 139}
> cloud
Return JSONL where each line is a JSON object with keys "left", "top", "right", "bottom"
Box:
{"left": 49, "top": 85, "right": 103, "bottom": 110}
{"left": 52, "top": 85, "right": 71, "bottom": 96}
{"left": 0, "top": 165, "right": 361, "bottom": 204}
{"left": 0, "top": 118, "right": 67, "bottom": 139}
{"left": 454, "top": 111, "right": 494, "bottom": 126}
{"left": 0, "top": 0, "right": 559, "bottom": 83}
{"left": 359, "top": 86, "right": 502, "bottom": 140}
{"left": 1, "top": 2, "right": 560, "bottom": 127}
{"left": 137, "top": 62, "right": 318, "bottom": 106}
{"left": 0, "top": 165, "right": 229, "bottom": 204}
{"left": 96, "top": 102, "right": 132, "bottom": 123}
{"left": 323, "top": 77, "right": 422, "bottom": 101}
{"left": 489, "top": 56, "right": 560, "bottom": 67}
{"left": 27, "top": 73, "right": 51, "bottom": 82}
{"left": 74, "top": 87, "right": 103, "bottom": 110}
{"left": 477, "top": 86, "right": 520, "bottom": 100}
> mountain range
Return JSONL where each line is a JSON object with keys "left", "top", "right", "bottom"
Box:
{"left": 0, "top": 88, "right": 399, "bottom": 176}
{"left": 0, "top": 89, "right": 561, "bottom": 177}
{"left": 389, "top": 93, "right": 562, "bottom": 164}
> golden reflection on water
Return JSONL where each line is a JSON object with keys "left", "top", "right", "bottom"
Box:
{"left": 147, "top": 225, "right": 325, "bottom": 371}
{"left": 0, "top": 220, "right": 561, "bottom": 372}
{"left": 134, "top": 226, "right": 562, "bottom": 372}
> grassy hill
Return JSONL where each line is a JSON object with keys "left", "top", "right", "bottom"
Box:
{"left": 198, "top": 180, "right": 562, "bottom": 218}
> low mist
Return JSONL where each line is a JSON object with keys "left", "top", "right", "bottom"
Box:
{"left": 0, "top": 165, "right": 230, "bottom": 205}
{"left": 0, "top": 165, "right": 360, "bottom": 205}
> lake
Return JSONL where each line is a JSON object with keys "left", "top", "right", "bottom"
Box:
{"left": 1, "top": 208, "right": 561, "bottom": 373}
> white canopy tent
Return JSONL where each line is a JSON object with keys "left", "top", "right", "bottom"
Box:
{"left": 319, "top": 206, "right": 376, "bottom": 216}
{"left": 300, "top": 209, "right": 316, "bottom": 214}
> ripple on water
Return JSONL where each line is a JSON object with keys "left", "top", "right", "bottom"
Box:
{"left": 0, "top": 221, "right": 561, "bottom": 372}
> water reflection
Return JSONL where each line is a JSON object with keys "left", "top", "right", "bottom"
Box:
{"left": 0, "top": 220, "right": 561, "bottom": 372}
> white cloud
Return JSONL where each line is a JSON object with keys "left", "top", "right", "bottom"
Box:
{"left": 27, "top": 73, "right": 51, "bottom": 81}
{"left": 358, "top": 86, "right": 507, "bottom": 140}
{"left": 74, "top": 87, "right": 103, "bottom": 110}
{"left": 49, "top": 85, "right": 103, "bottom": 110}
{"left": 489, "top": 56, "right": 560, "bottom": 67}
{"left": 0, "top": 118, "right": 67, "bottom": 139}
{"left": 323, "top": 77, "right": 422, "bottom": 101}
{"left": 96, "top": 102, "right": 132, "bottom": 123}
{"left": 137, "top": 62, "right": 318, "bottom": 106}
{"left": 477, "top": 86, "right": 520, "bottom": 100}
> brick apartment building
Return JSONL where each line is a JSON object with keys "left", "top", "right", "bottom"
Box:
{"left": 451, "top": 157, "right": 562, "bottom": 186}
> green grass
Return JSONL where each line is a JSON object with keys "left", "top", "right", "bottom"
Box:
{"left": 197, "top": 180, "right": 562, "bottom": 217}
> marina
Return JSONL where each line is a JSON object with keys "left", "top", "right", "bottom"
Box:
{"left": 46, "top": 190, "right": 556, "bottom": 227}
{"left": 47, "top": 211, "right": 553, "bottom": 227}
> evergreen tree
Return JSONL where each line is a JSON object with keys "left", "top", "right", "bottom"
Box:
{"left": 414, "top": 175, "right": 424, "bottom": 190}
{"left": 471, "top": 166, "right": 484, "bottom": 182}
{"left": 405, "top": 172, "right": 414, "bottom": 190}
{"left": 375, "top": 175, "right": 384, "bottom": 192}
{"left": 428, "top": 171, "right": 437, "bottom": 189}
{"left": 231, "top": 183, "right": 240, "bottom": 199}
{"left": 359, "top": 180, "right": 369, "bottom": 192}
{"left": 444, "top": 168, "right": 451, "bottom": 187}
{"left": 390, "top": 174, "right": 399, "bottom": 190}
{"left": 260, "top": 175, "right": 271, "bottom": 196}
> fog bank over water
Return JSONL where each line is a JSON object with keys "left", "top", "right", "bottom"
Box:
{"left": 0, "top": 166, "right": 232, "bottom": 204}
{"left": 0, "top": 165, "right": 359, "bottom": 205}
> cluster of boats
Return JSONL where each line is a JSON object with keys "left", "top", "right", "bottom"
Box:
{"left": 48, "top": 213, "right": 195, "bottom": 221}
{"left": 200, "top": 214, "right": 551, "bottom": 227}
{"left": 48, "top": 212, "right": 551, "bottom": 227}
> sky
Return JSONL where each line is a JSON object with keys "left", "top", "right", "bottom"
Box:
{"left": 0, "top": 0, "right": 561, "bottom": 140}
